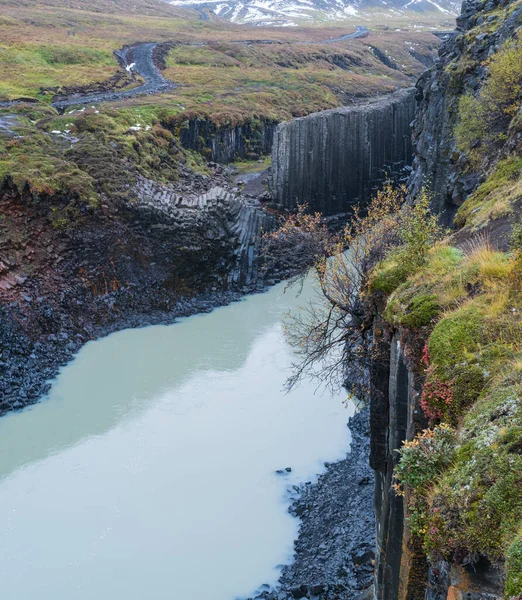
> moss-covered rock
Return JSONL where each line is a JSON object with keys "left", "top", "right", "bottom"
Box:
{"left": 389, "top": 238, "right": 522, "bottom": 596}
{"left": 455, "top": 156, "right": 522, "bottom": 230}
{"left": 367, "top": 250, "right": 416, "bottom": 296}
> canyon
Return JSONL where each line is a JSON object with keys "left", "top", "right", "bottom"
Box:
{"left": 0, "top": 277, "right": 356, "bottom": 600}
{"left": 1, "top": 0, "right": 522, "bottom": 598}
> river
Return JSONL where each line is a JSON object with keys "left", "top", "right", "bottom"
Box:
{"left": 0, "top": 277, "right": 353, "bottom": 600}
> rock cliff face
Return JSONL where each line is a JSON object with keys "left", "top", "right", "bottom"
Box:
{"left": 371, "top": 333, "right": 428, "bottom": 600}
{"left": 0, "top": 173, "right": 274, "bottom": 415}
{"left": 371, "top": 1, "right": 522, "bottom": 599}
{"left": 270, "top": 89, "right": 416, "bottom": 215}
{"left": 178, "top": 117, "right": 278, "bottom": 163}
{"left": 134, "top": 176, "right": 275, "bottom": 287}
{"left": 407, "top": 0, "right": 522, "bottom": 223}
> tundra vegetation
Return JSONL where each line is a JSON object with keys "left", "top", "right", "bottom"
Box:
{"left": 0, "top": 0, "right": 440, "bottom": 219}
{"left": 0, "top": 0, "right": 439, "bottom": 114}
{"left": 271, "top": 173, "right": 522, "bottom": 596}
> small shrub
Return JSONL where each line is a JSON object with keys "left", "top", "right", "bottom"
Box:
{"left": 455, "top": 39, "right": 522, "bottom": 164}
{"left": 394, "top": 425, "right": 457, "bottom": 542}
{"left": 455, "top": 94, "right": 487, "bottom": 161}
{"left": 395, "top": 425, "right": 456, "bottom": 491}
{"left": 482, "top": 40, "right": 522, "bottom": 120}
{"left": 420, "top": 370, "right": 454, "bottom": 421}
{"left": 399, "top": 190, "right": 445, "bottom": 271}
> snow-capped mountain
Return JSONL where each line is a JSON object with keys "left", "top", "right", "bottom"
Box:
{"left": 171, "top": 0, "right": 460, "bottom": 26}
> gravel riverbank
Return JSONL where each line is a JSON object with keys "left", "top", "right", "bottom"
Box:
{"left": 248, "top": 406, "right": 375, "bottom": 600}
{"left": 0, "top": 288, "right": 247, "bottom": 415}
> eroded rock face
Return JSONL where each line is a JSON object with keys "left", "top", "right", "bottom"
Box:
{"left": 425, "top": 561, "right": 504, "bottom": 600}
{"left": 134, "top": 177, "right": 276, "bottom": 287}
{"left": 0, "top": 173, "right": 275, "bottom": 415}
{"left": 270, "top": 89, "right": 416, "bottom": 215}
{"left": 178, "top": 118, "right": 278, "bottom": 163}
{"left": 407, "top": 0, "right": 522, "bottom": 223}
{"left": 371, "top": 2, "right": 522, "bottom": 598}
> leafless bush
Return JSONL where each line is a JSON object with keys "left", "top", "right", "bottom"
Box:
{"left": 269, "top": 183, "right": 407, "bottom": 395}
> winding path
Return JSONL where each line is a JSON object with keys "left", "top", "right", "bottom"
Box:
{"left": 319, "top": 25, "right": 369, "bottom": 43}
{"left": 0, "top": 26, "right": 369, "bottom": 111}
{"left": 52, "top": 43, "right": 176, "bottom": 109}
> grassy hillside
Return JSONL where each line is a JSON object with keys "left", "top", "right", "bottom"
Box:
{"left": 0, "top": 0, "right": 441, "bottom": 200}
{"left": 0, "top": 1, "right": 201, "bottom": 99}
{"left": 0, "top": 0, "right": 439, "bottom": 111}
{"left": 162, "top": 31, "right": 436, "bottom": 121}
{"left": 370, "top": 7, "right": 522, "bottom": 596}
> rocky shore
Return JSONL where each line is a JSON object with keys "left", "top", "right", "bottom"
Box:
{"left": 248, "top": 406, "right": 375, "bottom": 600}
{"left": 0, "top": 288, "right": 249, "bottom": 415}
{"left": 0, "top": 161, "right": 275, "bottom": 415}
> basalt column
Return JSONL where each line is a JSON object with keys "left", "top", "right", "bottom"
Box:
{"left": 270, "top": 89, "right": 415, "bottom": 215}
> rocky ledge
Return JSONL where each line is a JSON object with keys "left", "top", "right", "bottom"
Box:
{"left": 248, "top": 406, "right": 375, "bottom": 600}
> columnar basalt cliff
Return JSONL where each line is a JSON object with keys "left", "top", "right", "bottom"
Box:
{"left": 134, "top": 177, "right": 275, "bottom": 287}
{"left": 270, "top": 89, "right": 416, "bottom": 215}
{"left": 0, "top": 172, "right": 274, "bottom": 415}
{"left": 178, "top": 117, "right": 278, "bottom": 163}
{"left": 370, "top": 1, "right": 522, "bottom": 599}
{"left": 371, "top": 333, "right": 428, "bottom": 600}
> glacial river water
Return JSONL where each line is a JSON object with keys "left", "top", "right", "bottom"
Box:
{"left": 0, "top": 278, "right": 353, "bottom": 600}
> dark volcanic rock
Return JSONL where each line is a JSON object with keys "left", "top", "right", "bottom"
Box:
{"left": 407, "top": 0, "right": 522, "bottom": 223}
{"left": 177, "top": 117, "right": 278, "bottom": 164}
{"left": 0, "top": 172, "right": 275, "bottom": 415}
{"left": 270, "top": 89, "right": 416, "bottom": 215}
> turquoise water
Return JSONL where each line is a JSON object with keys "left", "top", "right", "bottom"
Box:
{"left": 0, "top": 278, "right": 353, "bottom": 600}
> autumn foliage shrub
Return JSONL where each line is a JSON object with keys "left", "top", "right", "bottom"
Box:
{"left": 420, "top": 369, "right": 454, "bottom": 421}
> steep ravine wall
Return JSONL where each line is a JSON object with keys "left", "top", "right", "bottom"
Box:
{"left": 370, "top": 1, "right": 522, "bottom": 598}
{"left": 0, "top": 173, "right": 276, "bottom": 415}
{"left": 370, "top": 308, "right": 507, "bottom": 600}
{"left": 270, "top": 89, "right": 416, "bottom": 215}
{"left": 408, "top": 0, "right": 522, "bottom": 223}
{"left": 371, "top": 333, "right": 428, "bottom": 600}
{"left": 177, "top": 117, "right": 278, "bottom": 163}
{"left": 134, "top": 177, "right": 275, "bottom": 287}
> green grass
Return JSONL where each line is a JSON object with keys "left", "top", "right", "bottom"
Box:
{"left": 455, "top": 156, "right": 522, "bottom": 229}
{"left": 386, "top": 237, "right": 522, "bottom": 596}
{"left": 0, "top": 101, "right": 201, "bottom": 214}
{"left": 232, "top": 155, "right": 271, "bottom": 175}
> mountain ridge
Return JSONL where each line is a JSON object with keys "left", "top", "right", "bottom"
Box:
{"left": 169, "top": 0, "right": 460, "bottom": 26}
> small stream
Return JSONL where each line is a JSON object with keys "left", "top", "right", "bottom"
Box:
{"left": 0, "top": 277, "right": 353, "bottom": 600}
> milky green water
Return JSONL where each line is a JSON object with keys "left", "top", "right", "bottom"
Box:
{"left": 0, "top": 278, "right": 353, "bottom": 600}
